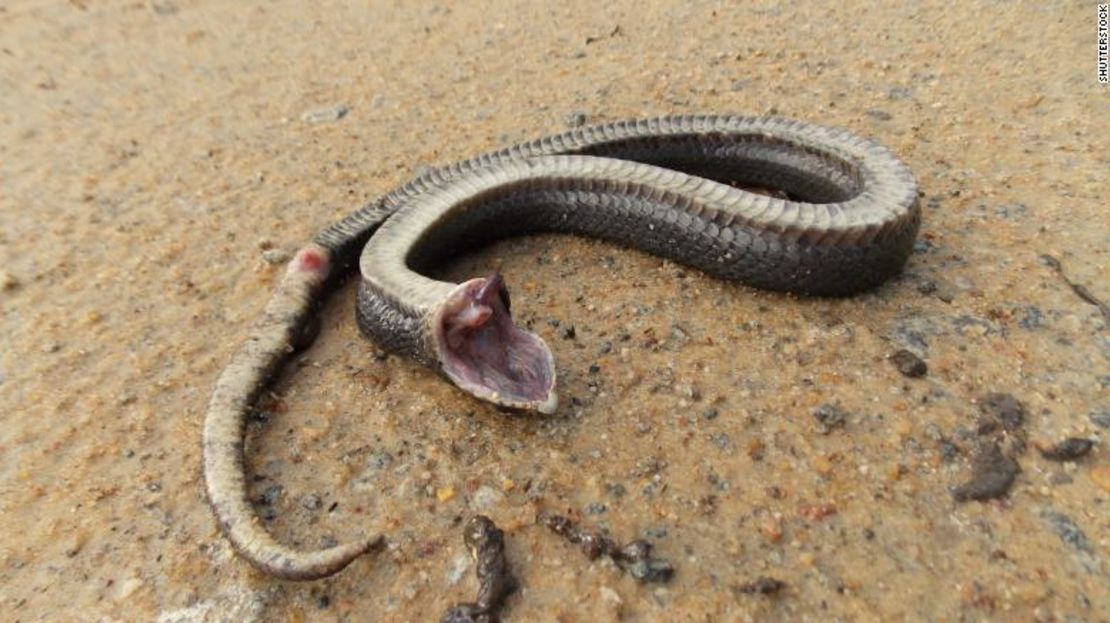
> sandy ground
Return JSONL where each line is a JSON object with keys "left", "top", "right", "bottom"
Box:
{"left": 2, "top": 0, "right": 1108, "bottom": 621}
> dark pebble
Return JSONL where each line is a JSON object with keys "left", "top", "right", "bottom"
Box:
{"left": 540, "top": 513, "right": 674, "bottom": 584}
{"left": 889, "top": 349, "right": 927, "bottom": 378}
{"left": 566, "top": 111, "right": 587, "bottom": 127}
{"left": 1038, "top": 438, "right": 1095, "bottom": 461}
{"left": 584, "top": 502, "right": 607, "bottom": 515}
{"left": 952, "top": 443, "right": 1020, "bottom": 502}
{"left": 813, "top": 404, "right": 849, "bottom": 434}
{"left": 316, "top": 595, "right": 331, "bottom": 609}
{"left": 866, "top": 109, "right": 893, "bottom": 121}
{"left": 979, "top": 393, "right": 1027, "bottom": 431}
{"left": 562, "top": 325, "right": 576, "bottom": 340}
{"left": 1090, "top": 410, "right": 1110, "bottom": 428}
{"left": 588, "top": 363, "right": 601, "bottom": 374}
{"left": 259, "top": 484, "right": 283, "bottom": 506}
{"left": 701, "top": 408, "right": 719, "bottom": 421}
{"left": 615, "top": 540, "right": 675, "bottom": 583}
{"left": 735, "top": 577, "right": 786, "bottom": 595}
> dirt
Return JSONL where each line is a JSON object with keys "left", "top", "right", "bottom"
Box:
{"left": 1, "top": 1, "right": 1107, "bottom": 621}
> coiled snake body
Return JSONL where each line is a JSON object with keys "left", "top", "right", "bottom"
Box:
{"left": 203, "top": 115, "right": 920, "bottom": 579}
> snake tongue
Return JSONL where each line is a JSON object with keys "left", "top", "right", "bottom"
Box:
{"left": 434, "top": 275, "right": 557, "bottom": 414}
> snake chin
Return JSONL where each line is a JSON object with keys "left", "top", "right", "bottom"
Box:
{"left": 433, "top": 273, "right": 558, "bottom": 414}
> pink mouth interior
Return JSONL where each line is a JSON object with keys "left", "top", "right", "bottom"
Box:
{"left": 435, "top": 273, "right": 555, "bottom": 410}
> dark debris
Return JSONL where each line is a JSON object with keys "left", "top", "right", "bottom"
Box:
{"left": 1039, "top": 254, "right": 1110, "bottom": 321}
{"left": 813, "top": 404, "right": 849, "bottom": 434}
{"left": 442, "top": 516, "right": 514, "bottom": 623}
{"left": 952, "top": 442, "right": 1020, "bottom": 502}
{"left": 978, "top": 393, "right": 1027, "bottom": 432}
{"left": 539, "top": 512, "right": 674, "bottom": 583}
{"left": 735, "top": 577, "right": 787, "bottom": 596}
{"left": 1037, "top": 438, "right": 1095, "bottom": 462}
{"left": 889, "top": 349, "right": 927, "bottom": 378}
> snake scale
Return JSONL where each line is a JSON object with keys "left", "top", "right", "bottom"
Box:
{"left": 203, "top": 115, "right": 920, "bottom": 579}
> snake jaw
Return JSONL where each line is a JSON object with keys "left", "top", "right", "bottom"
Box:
{"left": 432, "top": 273, "right": 558, "bottom": 414}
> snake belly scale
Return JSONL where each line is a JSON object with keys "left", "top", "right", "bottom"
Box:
{"left": 202, "top": 115, "right": 920, "bottom": 579}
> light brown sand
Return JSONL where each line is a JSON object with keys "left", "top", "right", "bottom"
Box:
{"left": 1, "top": 1, "right": 1107, "bottom": 620}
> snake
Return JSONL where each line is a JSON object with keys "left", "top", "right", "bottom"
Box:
{"left": 202, "top": 115, "right": 920, "bottom": 580}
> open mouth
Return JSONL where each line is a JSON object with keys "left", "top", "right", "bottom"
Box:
{"left": 432, "top": 273, "right": 557, "bottom": 413}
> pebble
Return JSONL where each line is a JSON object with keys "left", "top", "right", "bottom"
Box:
{"left": 978, "top": 393, "right": 1027, "bottom": 432}
{"left": 301, "top": 104, "right": 349, "bottom": 123}
{"left": 1037, "top": 438, "right": 1094, "bottom": 462}
{"left": 261, "top": 249, "right": 290, "bottom": 264}
{"left": 952, "top": 443, "right": 1019, "bottom": 501}
{"left": 0, "top": 271, "right": 19, "bottom": 291}
{"left": 1089, "top": 410, "right": 1110, "bottom": 429}
{"left": 259, "top": 484, "right": 283, "bottom": 506}
{"left": 813, "top": 404, "right": 848, "bottom": 434}
{"left": 889, "top": 349, "right": 927, "bottom": 378}
{"left": 565, "top": 111, "right": 587, "bottom": 127}
{"left": 301, "top": 494, "right": 322, "bottom": 510}
{"left": 735, "top": 577, "right": 786, "bottom": 595}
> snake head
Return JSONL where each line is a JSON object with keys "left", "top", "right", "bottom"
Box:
{"left": 432, "top": 272, "right": 557, "bottom": 414}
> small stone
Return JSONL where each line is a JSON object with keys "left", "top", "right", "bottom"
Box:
{"left": 436, "top": 487, "right": 457, "bottom": 503}
{"left": 813, "top": 404, "right": 848, "bottom": 434}
{"left": 979, "top": 393, "right": 1027, "bottom": 431}
{"left": 889, "top": 349, "right": 927, "bottom": 378}
{"left": 0, "top": 271, "right": 19, "bottom": 291}
{"left": 262, "top": 249, "right": 290, "bottom": 264}
{"left": 150, "top": 1, "right": 178, "bottom": 15}
{"left": 301, "top": 494, "right": 322, "bottom": 510}
{"left": 952, "top": 443, "right": 1019, "bottom": 502}
{"left": 301, "top": 104, "right": 349, "bottom": 124}
{"left": 798, "top": 504, "right": 838, "bottom": 521}
{"left": 599, "top": 586, "right": 622, "bottom": 605}
{"left": 1037, "top": 438, "right": 1095, "bottom": 462}
{"left": 566, "top": 111, "right": 587, "bottom": 127}
{"left": 866, "top": 109, "right": 893, "bottom": 121}
{"left": 561, "top": 325, "right": 576, "bottom": 340}
{"left": 64, "top": 531, "right": 88, "bottom": 557}
{"left": 584, "top": 502, "right": 607, "bottom": 515}
{"left": 258, "top": 484, "right": 283, "bottom": 506}
{"left": 735, "top": 577, "right": 786, "bottom": 595}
